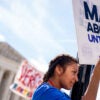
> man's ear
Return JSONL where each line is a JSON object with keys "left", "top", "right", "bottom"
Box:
{"left": 55, "top": 65, "right": 63, "bottom": 76}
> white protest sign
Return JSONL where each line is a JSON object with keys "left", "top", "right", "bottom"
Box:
{"left": 72, "top": 0, "right": 100, "bottom": 64}
{"left": 10, "top": 60, "right": 44, "bottom": 99}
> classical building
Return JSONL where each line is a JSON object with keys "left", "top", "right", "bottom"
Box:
{"left": 0, "top": 42, "right": 27, "bottom": 100}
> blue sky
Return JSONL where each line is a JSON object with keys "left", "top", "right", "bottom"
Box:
{"left": 0, "top": 0, "right": 100, "bottom": 98}
{"left": 0, "top": 0, "right": 78, "bottom": 72}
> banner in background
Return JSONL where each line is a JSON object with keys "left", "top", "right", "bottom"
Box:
{"left": 72, "top": 0, "right": 100, "bottom": 64}
{"left": 10, "top": 60, "right": 44, "bottom": 99}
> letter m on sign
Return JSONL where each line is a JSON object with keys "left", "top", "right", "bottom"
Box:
{"left": 84, "top": 1, "right": 98, "bottom": 22}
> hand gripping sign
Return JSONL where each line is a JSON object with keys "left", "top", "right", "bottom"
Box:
{"left": 10, "top": 60, "right": 44, "bottom": 99}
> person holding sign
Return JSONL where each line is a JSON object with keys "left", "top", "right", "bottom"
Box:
{"left": 32, "top": 54, "right": 100, "bottom": 100}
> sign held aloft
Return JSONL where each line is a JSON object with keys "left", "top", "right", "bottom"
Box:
{"left": 72, "top": 0, "right": 100, "bottom": 64}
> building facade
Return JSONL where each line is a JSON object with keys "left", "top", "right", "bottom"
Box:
{"left": 0, "top": 42, "right": 27, "bottom": 100}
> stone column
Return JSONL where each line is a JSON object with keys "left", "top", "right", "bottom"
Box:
{"left": 0, "top": 68, "right": 5, "bottom": 85}
{"left": 1, "top": 71, "right": 15, "bottom": 100}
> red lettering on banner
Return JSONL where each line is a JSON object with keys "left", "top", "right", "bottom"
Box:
{"left": 18, "top": 61, "right": 43, "bottom": 90}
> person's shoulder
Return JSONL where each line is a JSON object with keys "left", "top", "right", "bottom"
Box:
{"left": 45, "top": 86, "right": 71, "bottom": 100}
{"left": 34, "top": 82, "right": 51, "bottom": 94}
{"left": 32, "top": 82, "right": 52, "bottom": 99}
{"left": 32, "top": 82, "right": 71, "bottom": 100}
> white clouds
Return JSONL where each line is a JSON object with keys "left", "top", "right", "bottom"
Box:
{"left": 29, "top": 57, "right": 48, "bottom": 73}
{"left": 0, "top": 1, "right": 79, "bottom": 82}
{"left": 58, "top": 39, "right": 77, "bottom": 44}
{"left": 0, "top": 0, "right": 50, "bottom": 39}
{"left": 32, "top": 0, "right": 49, "bottom": 19}
{"left": 0, "top": 0, "right": 68, "bottom": 51}
{"left": 0, "top": 34, "right": 6, "bottom": 41}
{"left": 0, "top": 0, "right": 77, "bottom": 65}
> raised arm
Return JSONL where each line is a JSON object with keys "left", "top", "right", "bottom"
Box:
{"left": 82, "top": 60, "right": 100, "bottom": 100}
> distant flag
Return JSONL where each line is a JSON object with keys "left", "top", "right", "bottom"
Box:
{"left": 10, "top": 60, "right": 44, "bottom": 99}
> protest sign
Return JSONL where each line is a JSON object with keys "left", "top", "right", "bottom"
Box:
{"left": 10, "top": 60, "right": 44, "bottom": 99}
{"left": 72, "top": 0, "right": 100, "bottom": 64}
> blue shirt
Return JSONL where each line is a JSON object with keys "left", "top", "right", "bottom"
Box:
{"left": 32, "top": 82, "right": 71, "bottom": 100}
